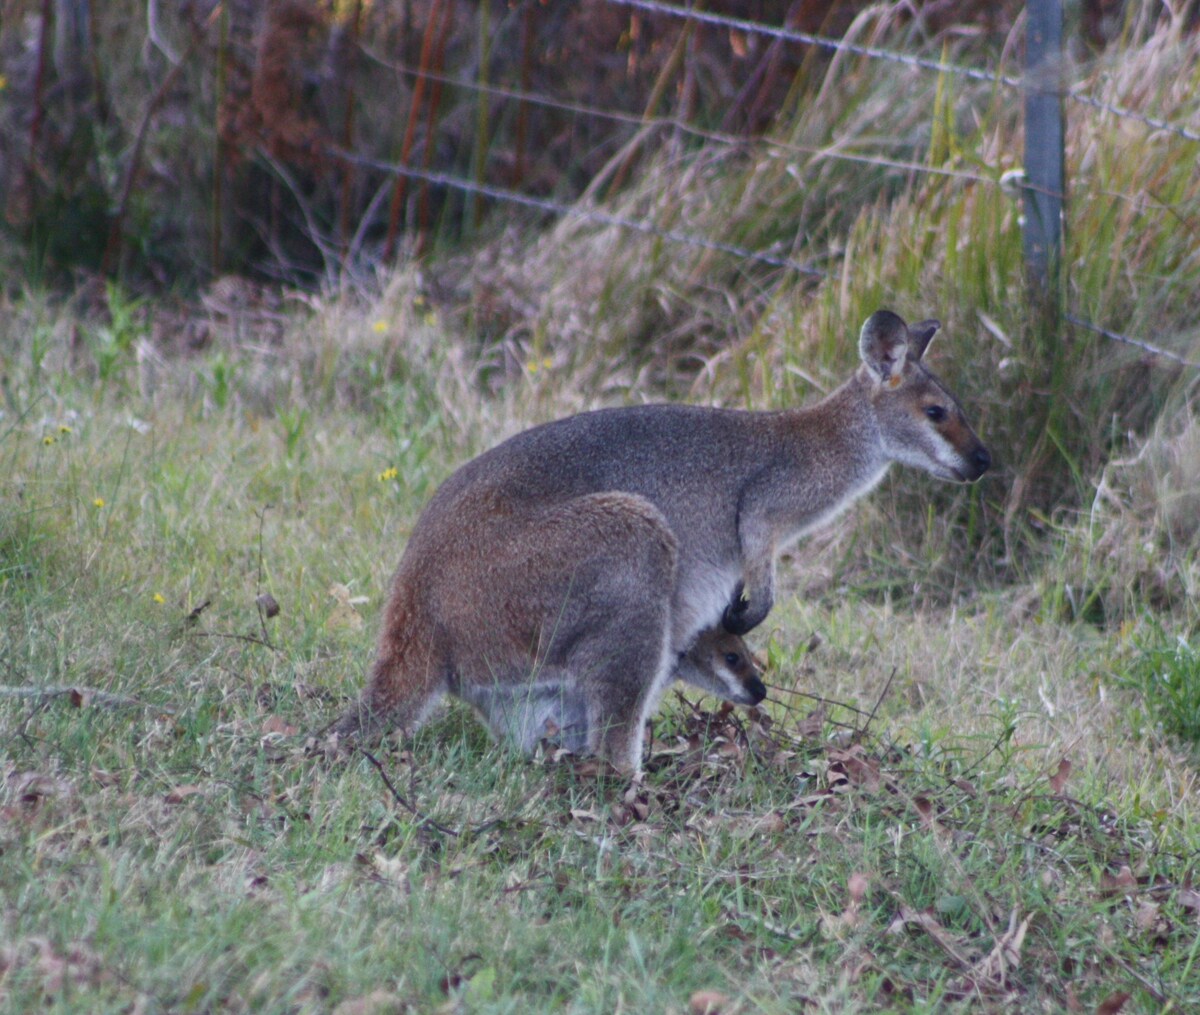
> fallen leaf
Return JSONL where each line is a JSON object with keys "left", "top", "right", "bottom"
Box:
{"left": 261, "top": 715, "right": 298, "bottom": 738}
{"left": 1099, "top": 866, "right": 1137, "bottom": 898}
{"left": 887, "top": 905, "right": 972, "bottom": 966}
{"left": 255, "top": 592, "right": 281, "bottom": 619}
{"left": 1177, "top": 886, "right": 1200, "bottom": 920}
{"left": 827, "top": 746, "right": 881, "bottom": 793}
{"left": 331, "top": 989, "right": 407, "bottom": 1015}
{"left": 7, "top": 771, "right": 76, "bottom": 808}
{"left": 968, "top": 910, "right": 1029, "bottom": 987}
{"left": 1048, "top": 757, "right": 1072, "bottom": 794}
{"left": 848, "top": 872, "right": 869, "bottom": 905}
{"left": 689, "top": 989, "right": 731, "bottom": 1014}
{"left": 165, "top": 784, "right": 204, "bottom": 804}
{"left": 437, "top": 954, "right": 484, "bottom": 996}
{"left": 32, "top": 937, "right": 111, "bottom": 993}
{"left": 1094, "top": 991, "right": 1131, "bottom": 1015}
{"left": 356, "top": 850, "right": 411, "bottom": 888}
{"left": 90, "top": 767, "right": 120, "bottom": 788}
{"left": 745, "top": 811, "right": 786, "bottom": 836}
{"left": 572, "top": 757, "right": 620, "bottom": 778}
{"left": 794, "top": 704, "right": 826, "bottom": 739}
{"left": 326, "top": 583, "right": 366, "bottom": 631}
{"left": 824, "top": 873, "right": 869, "bottom": 937}
{"left": 1133, "top": 900, "right": 1161, "bottom": 933}
{"left": 186, "top": 599, "right": 212, "bottom": 624}
{"left": 912, "top": 796, "right": 936, "bottom": 829}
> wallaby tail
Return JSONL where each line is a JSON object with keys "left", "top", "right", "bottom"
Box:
{"left": 326, "top": 648, "right": 409, "bottom": 742}
{"left": 326, "top": 585, "right": 442, "bottom": 742}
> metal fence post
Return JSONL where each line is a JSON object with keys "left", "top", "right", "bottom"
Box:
{"left": 1023, "top": 0, "right": 1065, "bottom": 296}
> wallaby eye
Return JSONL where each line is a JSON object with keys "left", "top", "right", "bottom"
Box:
{"left": 924, "top": 405, "right": 947, "bottom": 423}
{"left": 724, "top": 652, "right": 741, "bottom": 667}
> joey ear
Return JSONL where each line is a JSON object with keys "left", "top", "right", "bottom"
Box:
{"left": 907, "top": 319, "right": 940, "bottom": 361}
{"left": 858, "top": 310, "right": 909, "bottom": 384}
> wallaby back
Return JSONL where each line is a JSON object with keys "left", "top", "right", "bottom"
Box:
{"left": 332, "top": 310, "right": 989, "bottom": 774}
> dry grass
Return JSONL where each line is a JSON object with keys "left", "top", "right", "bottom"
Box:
{"left": 3, "top": 265, "right": 1199, "bottom": 1011}
{"left": 3, "top": 5, "right": 1200, "bottom": 1012}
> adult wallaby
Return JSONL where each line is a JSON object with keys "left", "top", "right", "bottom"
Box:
{"left": 333, "top": 310, "right": 990, "bottom": 774}
{"left": 466, "top": 626, "right": 765, "bottom": 756}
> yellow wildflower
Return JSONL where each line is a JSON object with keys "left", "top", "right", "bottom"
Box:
{"left": 43, "top": 435, "right": 56, "bottom": 445}
{"left": 371, "top": 319, "right": 388, "bottom": 334}
{"left": 153, "top": 593, "right": 166, "bottom": 604}
{"left": 92, "top": 497, "right": 105, "bottom": 509}
{"left": 58, "top": 424, "right": 72, "bottom": 434}
{"left": 377, "top": 467, "right": 399, "bottom": 482}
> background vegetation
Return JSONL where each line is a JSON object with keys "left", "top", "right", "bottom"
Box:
{"left": 2, "top": 0, "right": 1200, "bottom": 1011}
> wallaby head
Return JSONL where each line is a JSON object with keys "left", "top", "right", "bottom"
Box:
{"left": 858, "top": 310, "right": 991, "bottom": 483}
{"left": 675, "top": 628, "right": 767, "bottom": 707}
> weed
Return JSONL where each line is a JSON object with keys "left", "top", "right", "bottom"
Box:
{"left": 1122, "top": 629, "right": 1200, "bottom": 746}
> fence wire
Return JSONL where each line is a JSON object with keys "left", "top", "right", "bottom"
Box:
{"left": 366, "top": 53, "right": 995, "bottom": 188}
{"left": 337, "top": 3, "right": 1199, "bottom": 370}
{"left": 607, "top": 0, "right": 1200, "bottom": 144}
{"left": 335, "top": 148, "right": 827, "bottom": 277}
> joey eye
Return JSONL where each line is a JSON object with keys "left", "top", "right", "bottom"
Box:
{"left": 724, "top": 653, "right": 741, "bottom": 667}
{"left": 924, "top": 405, "right": 947, "bottom": 423}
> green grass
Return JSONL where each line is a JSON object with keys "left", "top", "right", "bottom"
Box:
{"left": 2, "top": 281, "right": 1199, "bottom": 1013}
{"left": 4, "top": 10, "right": 1200, "bottom": 1011}
{"left": 1120, "top": 629, "right": 1200, "bottom": 748}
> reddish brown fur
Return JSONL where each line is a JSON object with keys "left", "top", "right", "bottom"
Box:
{"left": 332, "top": 310, "right": 989, "bottom": 774}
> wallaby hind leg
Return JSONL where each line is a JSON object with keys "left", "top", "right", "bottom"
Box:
{"left": 337, "top": 489, "right": 677, "bottom": 773}
{"left": 574, "top": 607, "right": 674, "bottom": 773}
{"left": 529, "top": 492, "right": 679, "bottom": 774}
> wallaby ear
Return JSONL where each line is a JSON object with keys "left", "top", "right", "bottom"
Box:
{"left": 907, "top": 319, "right": 940, "bottom": 361}
{"left": 858, "top": 310, "right": 909, "bottom": 384}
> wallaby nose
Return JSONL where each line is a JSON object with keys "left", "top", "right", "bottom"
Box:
{"left": 973, "top": 446, "right": 992, "bottom": 476}
{"left": 745, "top": 677, "right": 767, "bottom": 705}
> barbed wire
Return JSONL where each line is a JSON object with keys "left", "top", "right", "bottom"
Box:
{"left": 337, "top": 5, "right": 1200, "bottom": 370}
{"left": 334, "top": 148, "right": 1198, "bottom": 371}
{"left": 364, "top": 48, "right": 1196, "bottom": 218}
{"left": 1063, "top": 90, "right": 1200, "bottom": 144}
{"left": 607, "top": 0, "right": 1200, "bottom": 144}
{"left": 363, "top": 50, "right": 997, "bottom": 188}
{"left": 333, "top": 147, "right": 827, "bottom": 277}
{"left": 1066, "top": 314, "right": 1200, "bottom": 370}
{"left": 608, "top": 0, "right": 1019, "bottom": 86}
